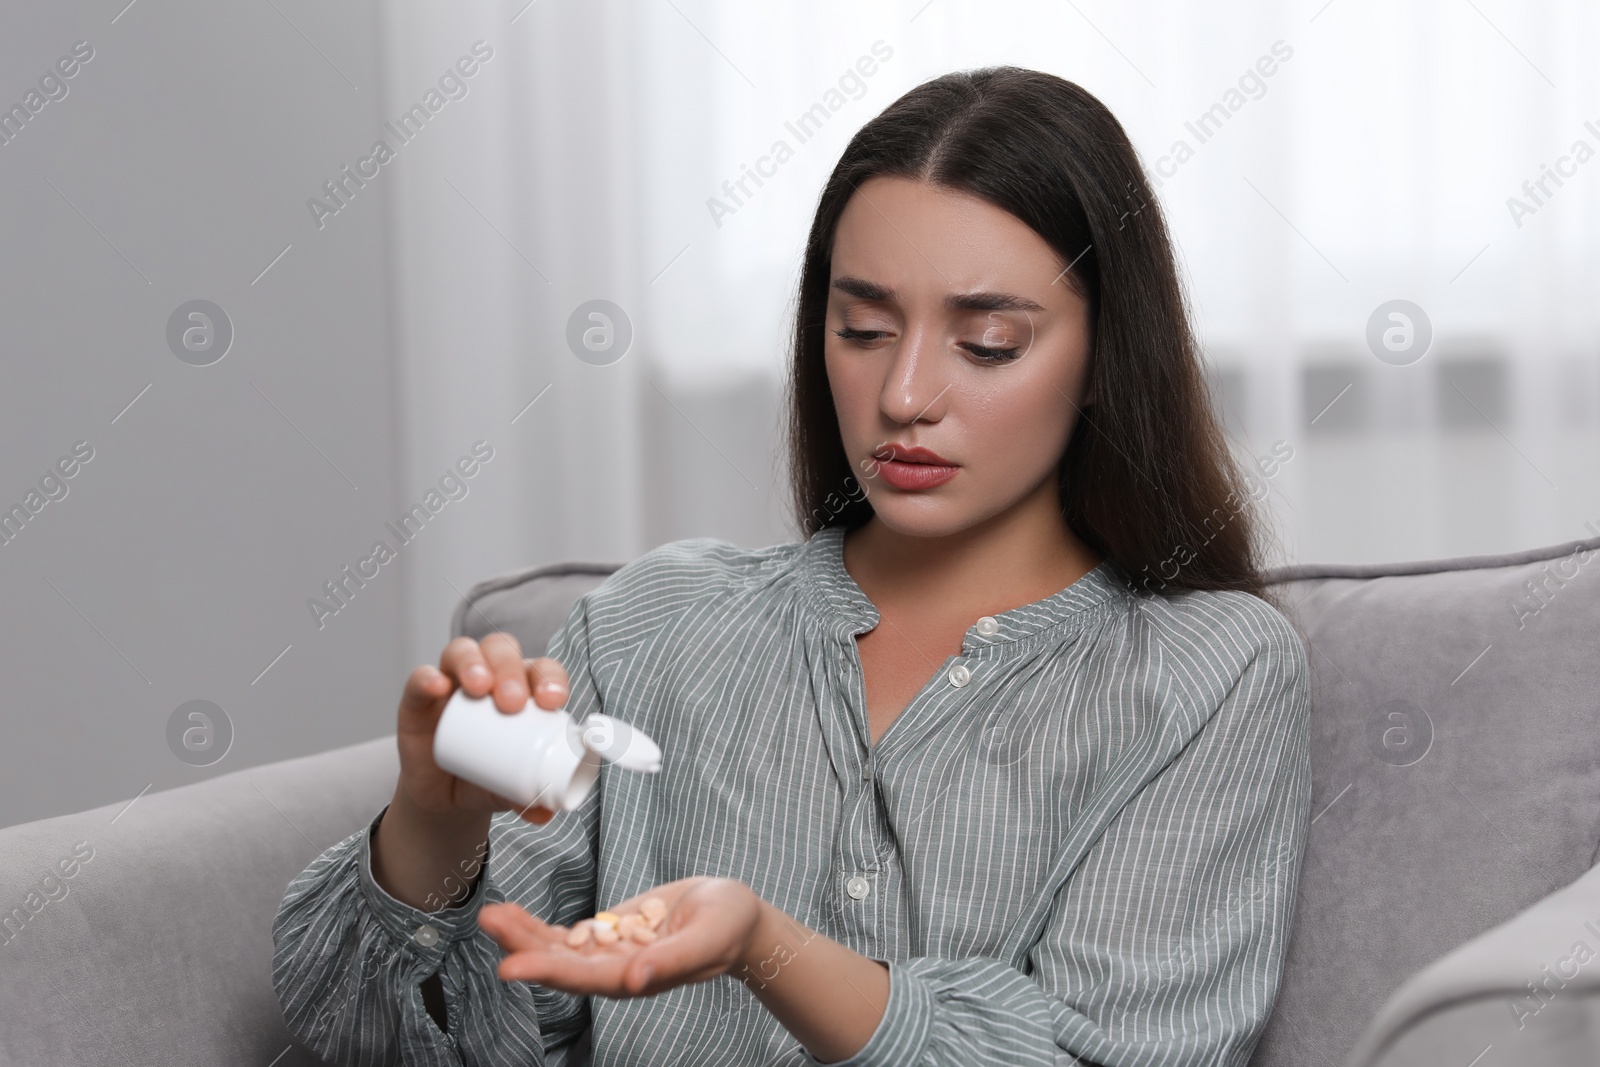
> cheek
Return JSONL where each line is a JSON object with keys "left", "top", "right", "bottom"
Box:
{"left": 825, "top": 347, "right": 875, "bottom": 434}
{"left": 969, "top": 361, "right": 1078, "bottom": 449}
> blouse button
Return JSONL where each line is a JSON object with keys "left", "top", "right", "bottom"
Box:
{"left": 976, "top": 616, "right": 999, "bottom": 636}
{"left": 413, "top": 923, "right": 441, "bottom": 948}
{"left": 948, "top": 663, "right": 971, "bottom": 688}
{"left": 845, "top": 875, "right": 871, "bottom": 900}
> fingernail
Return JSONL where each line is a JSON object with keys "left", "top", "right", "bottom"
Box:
{"left": 640, "top": 964, "right": 654, "bottom": 984}
{"left": 466, "top": 664, "right": 491, "bottom": 685}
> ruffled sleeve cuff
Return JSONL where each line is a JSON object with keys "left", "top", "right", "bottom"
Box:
{"left": 355, "top": 805, "right": 498, "bottom": 973}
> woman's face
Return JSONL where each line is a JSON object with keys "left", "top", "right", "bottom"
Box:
{"left": 825, "top": 175, "right": 1094, "bottom": 540}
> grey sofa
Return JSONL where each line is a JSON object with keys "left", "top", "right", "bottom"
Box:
{"left": 3, "top": 538, "right": 1598, "bottom": 1066}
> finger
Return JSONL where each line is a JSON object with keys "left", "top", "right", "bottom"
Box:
{"left": 397, "top": 664, "right": 452, "bottom": 735}
{"left": 440, "top": 637, "right": 494, "bottom": 698}
{"left": 622, "top": 925, "right": 729, "bottom": 993}
{"left": 612, "top": 939, "right": 723, "bottom": 997}
{"left": 524, "top": 656, "right": 571, "bottom": 711}
{"left": 622, "top": 953, "right": 657, "bottom": 996}
{"left": 479, "top": 633, "right": 528, "bottom": 713}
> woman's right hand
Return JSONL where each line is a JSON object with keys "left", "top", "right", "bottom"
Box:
{"left": 397, "top": 632, "right": 571, "bottom": 825}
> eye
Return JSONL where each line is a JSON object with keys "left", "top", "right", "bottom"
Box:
{"left": 833, "top": 327, "right": 889, "bottom": 346}
{"left": 962, "top": 342, "right": 1022, "bottom": 364}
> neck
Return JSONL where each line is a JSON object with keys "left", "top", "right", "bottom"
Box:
{"left": 840, "top": 478, "right": 1103, "bottom": 614}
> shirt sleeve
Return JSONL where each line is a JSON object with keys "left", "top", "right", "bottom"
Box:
{"left": 800, "top": 617, "right": 1313, "bottom": 1067}
{"left": 271, "top": 594, "right": 606, "bottom": 1066}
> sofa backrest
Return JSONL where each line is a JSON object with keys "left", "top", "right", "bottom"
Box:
{"left": 450, "top": 560, "right": 619, "bottom": 651}
{"left": 1251, "top": 534, "right": 1600, "bottom": 1066}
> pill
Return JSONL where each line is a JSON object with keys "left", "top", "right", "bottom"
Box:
{"left": 567, "top": 898, "right": 670, "bottom": 951}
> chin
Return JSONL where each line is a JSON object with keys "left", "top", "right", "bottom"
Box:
{"left": 864, "top": 494, "right": 996, "bottom": 540}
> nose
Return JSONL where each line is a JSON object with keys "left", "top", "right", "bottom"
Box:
{"left": 878, "top": 323, "right": 949, "bottom": 425}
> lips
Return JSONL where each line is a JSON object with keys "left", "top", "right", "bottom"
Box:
{"left": 870, "top": 442, "right": 958, "bottom": 491}
{"left": 872, "top": 443, "right": 954, "bottom": 466}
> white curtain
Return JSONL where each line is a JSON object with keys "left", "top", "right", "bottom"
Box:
{"left": 382, "top": 0, "right": 1600, "bottom": 663}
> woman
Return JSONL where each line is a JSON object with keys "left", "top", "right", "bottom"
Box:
{"left": 274, "top": 66, "right": 1310, "bottom": 1067}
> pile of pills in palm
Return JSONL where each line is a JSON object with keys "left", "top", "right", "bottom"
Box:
{"left": 565, "top": 896, "right": 668, "bottom": 948}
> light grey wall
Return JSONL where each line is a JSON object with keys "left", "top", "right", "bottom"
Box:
{"left": 0, "top": 2, "right": 405, "bottom": 827}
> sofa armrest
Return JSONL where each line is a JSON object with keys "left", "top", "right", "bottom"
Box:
{"left": 0, "top": 736, "right": 397, "bottom": 1066}
{"left": 1347, "top": 858, "right": 1600, "bottom": 1066}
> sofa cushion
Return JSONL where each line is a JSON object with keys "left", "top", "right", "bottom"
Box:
{"left": 1250, "top": 534, "right": 1600, "bottom": 1066}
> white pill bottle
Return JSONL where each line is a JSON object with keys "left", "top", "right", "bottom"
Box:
{"left": 433, "top": 689, "right": 662, "bottom": 811}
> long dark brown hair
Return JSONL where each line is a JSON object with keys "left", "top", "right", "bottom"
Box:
{"left": 785, "top": 66, "right": 1272, "bottom": 601}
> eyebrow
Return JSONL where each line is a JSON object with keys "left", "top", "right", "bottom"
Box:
{"left": 830, "top": 276, "right": 1046, "bottom": 313}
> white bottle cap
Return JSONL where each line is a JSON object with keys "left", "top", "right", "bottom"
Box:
{"left": 433, "top": 689, "right": 662, "bottom": 812}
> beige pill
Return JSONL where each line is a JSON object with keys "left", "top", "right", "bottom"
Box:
{"left": 565, "top": 921, "right": 593, "bottom": 948}
{"left": 640, "top": 897, "right": 667, "bottom": 928}
{"left": 592, "top": 923, "right": 620, "bottom": 946}
{"left": 628, "top": 924, "right": 657, "bottom": 944}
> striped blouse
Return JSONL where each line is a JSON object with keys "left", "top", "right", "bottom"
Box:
{"left": 273, "top": 524, "right": 1311, "bottom": 1067}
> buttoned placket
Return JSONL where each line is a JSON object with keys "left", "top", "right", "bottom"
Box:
{"left": 830, "top": 630, "right": 885, "bottom": 947}
{"left": 826, "top": 612, "right": 1005, "bottom": 953}
{"left": 802, "top": 525, "right": 1118, "bottom": 959}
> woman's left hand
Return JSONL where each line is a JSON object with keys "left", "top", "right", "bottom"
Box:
{"left": 478, "top": 876, "right": 765, "bottom": 997}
